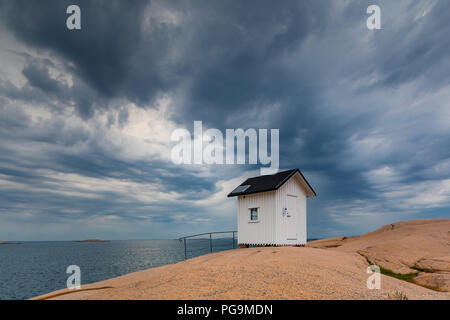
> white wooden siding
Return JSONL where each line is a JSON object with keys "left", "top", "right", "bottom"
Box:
{"left": 275, "top": 174, "right": 307, "bottom": 245}
{"left": 237, "top": 191, "right": 276, "bottom": 245}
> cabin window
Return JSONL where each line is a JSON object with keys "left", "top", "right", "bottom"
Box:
{"left": 250, "top": 208, "right": 259, "bottom": 221}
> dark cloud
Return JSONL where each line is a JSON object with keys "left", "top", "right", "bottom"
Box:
{"left": 22, "top": 63, "right": 62, "bottom": 95}
{"left": 0, "top": 0, "right": 449, "bottom": 240}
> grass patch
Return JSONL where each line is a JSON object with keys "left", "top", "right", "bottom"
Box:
{"left": 378, "top": 266, "right": 417, "bottom": 283}
{"left": 380, "top": 266, "right": 444, "bottom": 292}
{"left": 362, "top": 254, "right": 443, "bottom": 292}
{"left": 362, "top": 254, "right": 417, "bottom": 283}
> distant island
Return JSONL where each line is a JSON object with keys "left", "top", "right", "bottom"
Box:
{"left": 74, "top": 239, "right": 109, "bottom": 243}
{"left": 0, "top": 241, "right": 21, "bottom": 245}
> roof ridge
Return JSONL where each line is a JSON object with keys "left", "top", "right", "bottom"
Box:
{"left": 273, "top": 168, "right": 299, "bottom": 189}
{"left": 228, "top": 168, "right": 316, "bottom": 198}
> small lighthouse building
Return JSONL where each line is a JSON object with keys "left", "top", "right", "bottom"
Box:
{"left": 227, "top": 169, "right": 316, "bottom": 246}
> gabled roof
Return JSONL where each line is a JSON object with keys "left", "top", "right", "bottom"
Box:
{"left": 227, "top": 168, "right": 316, "bottom": 198}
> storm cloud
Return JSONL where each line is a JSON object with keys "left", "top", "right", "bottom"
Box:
{"left": 0, "top": 0, "right": 449, "bottom": 240}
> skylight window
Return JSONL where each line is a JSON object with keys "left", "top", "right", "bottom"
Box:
{"left": 230, "top": 185, "right": 250, "bottom": 194}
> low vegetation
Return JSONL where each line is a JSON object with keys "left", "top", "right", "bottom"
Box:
{"left": 363, "top": 256, "right": 443, "bottom": 292}
{"left": 378, "top": 266, "right": 417, "bottom": 283}
{"left": 387, "top": 291, "right": 408, "bottom": 300}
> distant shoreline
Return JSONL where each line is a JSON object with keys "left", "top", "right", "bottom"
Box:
{"left": 74, "top": 239, "right": 109, "bottom": 243}
{"left": 0, "top": 241, "right": 21, "bottom": 245}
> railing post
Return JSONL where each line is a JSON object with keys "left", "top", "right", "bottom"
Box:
{"left": 184, "top": 238, "right": 187, "bottom": 260}
{"left": 209, "top": 233, "right": 213, "bottom": 253}
{"left": 232, "top": 231, "right": 235, "bottom": 249}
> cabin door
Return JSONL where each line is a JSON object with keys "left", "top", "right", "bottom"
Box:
{"left": 286, "top": 195, "right": 298, "bottom": 240}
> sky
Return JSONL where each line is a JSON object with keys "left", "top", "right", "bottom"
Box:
{"left": 0, "top": 0, "right": 449, "bottom": 241}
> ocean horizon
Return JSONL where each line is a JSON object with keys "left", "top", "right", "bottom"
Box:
{"left": 0, "top": 239, "right": 230, "bottom": 300}
{"left": 0, "top": 238, "right": 319, "bottom": 300}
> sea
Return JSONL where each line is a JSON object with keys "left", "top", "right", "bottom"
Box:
{"left": 0, "top": 238, "right": 237, "bottom": 300}
{"left": 0, "top": 237, "right": 319, "bottom": 300}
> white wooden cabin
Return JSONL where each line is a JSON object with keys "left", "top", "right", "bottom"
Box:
{"left": 227, "top": 169, "right": 316, "bottom": 246}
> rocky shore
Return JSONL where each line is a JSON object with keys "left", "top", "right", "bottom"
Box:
{"left": 33, "top": 219, "right": 449, "bottom": 300}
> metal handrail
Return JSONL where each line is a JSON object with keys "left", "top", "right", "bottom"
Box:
{"left": 179, "top": 231, "right": 237, "bottom": 260}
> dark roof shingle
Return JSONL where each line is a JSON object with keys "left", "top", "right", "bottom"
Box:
{"left": 227, "top": 168, "right": 316, "bottom": 197}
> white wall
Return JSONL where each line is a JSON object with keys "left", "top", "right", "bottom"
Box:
{"left": 275, "top": 174, "right": 307, "bottom": 245}
{"left": 237, "top": 191, "right": 276, "bottom": 245}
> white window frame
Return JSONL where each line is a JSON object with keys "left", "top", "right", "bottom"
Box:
{"left": 248, "top": 207, "right": 260, "bottom": 223}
